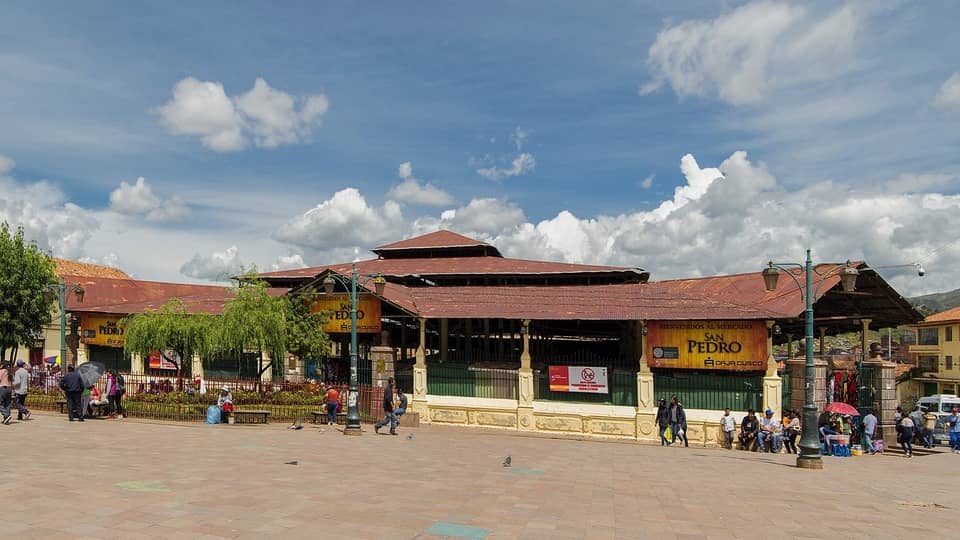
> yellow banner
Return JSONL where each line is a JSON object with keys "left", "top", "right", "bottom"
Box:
{"left": 80, "top": 314, "right": 126, "bottom": 347}
{"left": 311, "top": 294, "right": 382, "bottom": 334}
{"left": 646, "top": 320, "right": 767, "bottom": 371}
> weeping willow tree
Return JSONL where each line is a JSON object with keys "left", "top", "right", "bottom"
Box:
{"left": 213, "top": 273, "right": 287, "bottom": 387}
{"left": 122, "top": 298, "right": 216, "bottom": 389}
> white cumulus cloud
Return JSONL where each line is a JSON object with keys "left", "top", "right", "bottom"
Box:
{"left": 0, "top": 157, "right": 99, "bottom": 260}
{"left": 642, "top": 2, "right": 860, "bottom": 105}
{"left": 109, "top": 176, "right": 190, "bottom": 222}
{"left": 156, "top": 77, "right": 329, "bottom": 152}
{"left": 0, "top": 154, "right": 14, "bottom": 175}
{"left": 271, "top": 253, "right": 306, "bottom": 271}
{"left": 934, "top": 72, "right": 960, "bottom": 109}
{"left": 273, "top": 188, "right": 403, "bottom": 250}
{"left": 180, "top": 245, "right": 244, "bottom": 281}
{"left": 413, "top": 198, "right": 527, "bottom": 238}
{"left": 387, "top": 161, "right": 454, "bottom": 206}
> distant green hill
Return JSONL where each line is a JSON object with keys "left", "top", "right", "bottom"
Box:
{"left": 909, "top": 288, "right": 960, "bottom": 315}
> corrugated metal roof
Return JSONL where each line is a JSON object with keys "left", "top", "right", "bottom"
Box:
{"left": 63, "top": 277, "right": 284, "bottom": 315}
{"left": 258, "top": 256, "right": 634, "bottom": 280}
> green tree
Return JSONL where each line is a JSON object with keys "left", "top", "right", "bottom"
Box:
{"left": 122, "top": 298, "right": 216, "bottom": 386}
{"left": 213, "top": 272, "right": 287, "bottom": 383}
{"left": 0, "top": 222, "right": 57, "bottom": 363}
{"left": 284, "top": 286, "right": 331, "bottom": 377}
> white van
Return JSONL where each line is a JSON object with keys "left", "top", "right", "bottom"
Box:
{"left": 912, "top": 394, "right": 960, "bottom": 444}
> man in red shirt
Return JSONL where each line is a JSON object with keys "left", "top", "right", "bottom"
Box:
{"left": 325, "top": 386, "right": 340, "bottom": 426}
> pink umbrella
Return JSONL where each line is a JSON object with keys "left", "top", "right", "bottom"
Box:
{"left": 824, "top": 402, "right": 860, "bottom": 416}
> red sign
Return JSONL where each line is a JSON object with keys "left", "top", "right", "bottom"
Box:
{"left": 148, "top": 349, "right": 180, "bottom": 371}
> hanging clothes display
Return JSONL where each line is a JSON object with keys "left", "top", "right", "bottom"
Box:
{"left": 846, "top": 372, "right": 857, "bottom": 406}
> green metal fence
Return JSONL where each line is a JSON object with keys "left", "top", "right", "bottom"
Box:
{"left": 653, "top": 372, "right": 762, "bottom": 411}
{"left": 426, "top": 364, "right": 518, "bottom": 399}
{"left": 781, "top": 372, "right": 791, "bottom": 411}
{"left": 533, "top": 369, "right": 637, "bottom": 406}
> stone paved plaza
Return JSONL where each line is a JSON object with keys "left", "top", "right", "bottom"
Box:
{"left": 9, "top": 412, "right": 957, "bottom": 539}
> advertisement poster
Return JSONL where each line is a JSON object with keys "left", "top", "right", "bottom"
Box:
{"left": 548, "top": 365, "right": 609, "bottom": 394}
{"left": 311, "top": 294, "right": 382, "bottom": 334}
{"left": 79, "top": 314, "right": 125, "bottom": 347}
{"left": 645, "top": 320, "right": 767, "bottom": 371}
{"left": 148, "top": 349, "right": 181, "bottom": 370}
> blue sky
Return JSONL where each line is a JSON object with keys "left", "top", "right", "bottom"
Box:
{"left": 1, "top": 1, "right": 959, "bottom": 296}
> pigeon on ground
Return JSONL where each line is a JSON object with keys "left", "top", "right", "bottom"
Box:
{"left": 406, "top": 433, "right": 414, "bottom": 440}
{"left": 288, "top": 421, "right": 303, "bottom": 430}
{"left": 284, "top": 460, "right": 298, "bottom": 465}
{"left": 503, "top": 455, "right": 511, "bottom": 467}
{"left": 319, "top": 428, "right": 326, "bottom": 434}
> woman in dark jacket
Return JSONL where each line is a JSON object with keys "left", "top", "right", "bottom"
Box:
{"left": 656, "top": 398, "right": 670, "bottom": 446}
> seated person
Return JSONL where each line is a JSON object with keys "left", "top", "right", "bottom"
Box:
{"left": 87, "top": 385, "right": 109, "bottom": 416}
{"left": 739, "top": 409, "right": 759, "bottom": 450}
{"left": 819, "top": 414, "right": 840, "bottom": 453}
{"left": 217, "top": 387, "right": 234, "bottom": 423}
{"left": 757, "top": 409, "right": 782, "bottom": 453}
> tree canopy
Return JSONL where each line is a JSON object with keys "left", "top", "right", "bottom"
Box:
{"left": 122, "top": 298, "right": 216, "bottom": 368}
{"left": 0, "top": 221, "right": 57, "bottom": 362}
{"left": 283, "top": 285, "right": 330, "bottom": 369}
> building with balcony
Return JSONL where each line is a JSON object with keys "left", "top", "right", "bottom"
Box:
{"left": 905, "top": 307, "right": 960, "bottom": 398}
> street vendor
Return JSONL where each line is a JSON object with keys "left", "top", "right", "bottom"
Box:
{"left": 217, "top": 387, "right": 233, "bottom": 423}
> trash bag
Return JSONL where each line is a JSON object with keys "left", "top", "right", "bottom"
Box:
{"left": 206, "top": 405, "right": 221, "bottom": 424}
{"left": 664, "top": 426, "right": 672, "bottom": 440}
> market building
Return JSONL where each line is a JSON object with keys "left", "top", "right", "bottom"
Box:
{"left": 258, "top": 230, "right": 922, "bottom": 444}
{"left": 904, "top": 307, "right": 960, "bottom": 398}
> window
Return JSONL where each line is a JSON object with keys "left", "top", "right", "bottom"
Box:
{"left": 918, "top": 328, "right": 939, "bottom": 346}
{"left": 947, "top": 326, "right": 954, "bottom": 342}
{"left": 918, "top": 356, "right": 938, "bottom": 371}
{"left": 947, "top": 356, "right": 954, "bottom": 370}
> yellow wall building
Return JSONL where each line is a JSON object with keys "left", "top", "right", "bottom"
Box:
{"left": 907, "top": 307, "right": 960, "bottom": 397}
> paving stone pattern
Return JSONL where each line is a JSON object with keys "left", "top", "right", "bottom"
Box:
{"left": 8, "top": 412, "right": 957, "bottom": 539}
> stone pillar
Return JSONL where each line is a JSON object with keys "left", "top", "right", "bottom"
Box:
{"left": 787, "top": 356, "right": 829, "bottom": 412}
{"left": 371, "top": 346, "right": 396, "bottom": 389}
{"left": 762, "top": 320, "right": 783, "bottom": 415}
{"left": 411, "top": 318, "right": 429, "bottom": 419}
{"left": 130, "top": 353, "right": 144, "bottom": 374}
{"left": 635, "top": 320, "right": 657, "bottom": 443}
{"left": 818, "top": 327, "right": 827, "bottom": 356}
{"left": 439, "top": 318, "right": 449, "bottom": 363}
{"left": 786, "top": 335, "right": 794, "bottom": 361}
{"left": 860, "top": 319, "right": 872, "bottom": 365}
{"left": 75, "top": 343, "right": 89, "bottom": 365}
{"left": 878, "top": 358, "right": 899, "bottom": 446}
{"left": 517, "top": 320, "right": 534, "bottom": 431}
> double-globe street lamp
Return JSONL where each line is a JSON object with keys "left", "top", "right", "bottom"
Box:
{"left": 43, "top": 279, "right": 86, "bottom": 371}
{"left": 762, "top": 250, "right": 858, "bottom": 469}
{"left": 321, "top": 258, "right": 386, "bottom": 436}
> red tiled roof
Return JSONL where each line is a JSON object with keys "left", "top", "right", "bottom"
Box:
{"left": 55, "top": 258, "right": 129, "bottom": 280}
{"left": 63, "top": 277, "right": 284, "bottom": 315}
{"left": 374, "top": 230, "right": 493, "bottom": 251}
{"left": 258, "top": 256, "right": 634, "bottom": 280}
{"left": 371, "top": 281, "right": 782, "bottom": 321}
{"left": 921, "top": 307, "right": 960, "bottom": 324}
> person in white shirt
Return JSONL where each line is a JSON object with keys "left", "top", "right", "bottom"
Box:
{"left": 757, "top": 409, "right": 782, "bottom": 453}
{"left": 720, "top": 408, "right": 736, "bottom": 449}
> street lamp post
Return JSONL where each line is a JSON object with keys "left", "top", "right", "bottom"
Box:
{"left": 762, "top": 250, "right": 858, "bottom": 469}
{"left": 322, "top": 261, "right": 386, "bottom": 436}
{"left": 45, "top": 279, "right": 85, "bottom": 370}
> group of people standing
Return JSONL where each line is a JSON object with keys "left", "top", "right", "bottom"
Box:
{"left": 0, "top": 360, "right": 32, "bottom": 424}
{"left": 58, "top": 366, "right": 126, "bottom": 421}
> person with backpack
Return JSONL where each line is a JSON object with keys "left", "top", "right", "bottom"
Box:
{"left": 105, "top": 370, "right": 126, "bottom": 419}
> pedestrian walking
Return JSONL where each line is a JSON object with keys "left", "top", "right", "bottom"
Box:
{"left": 947, "top": 407, "right": 960, "bottom": 453}
{"left": 899, "top": 415, "right": 915, "bottom": 457}
{"left": 374, "top": 377, "right": 397, "bottom": 435}
{"left": 783, "top": 410, "right": 801, "bottom": 454}
{"left": 668, "top": 396, "right": 686, "bottom": 446}
{"left": 921, "top": 409, "right": 937, "bottom": 448}
{"left": 861, "top": 411, "right": 878, "bottom": 454}
{"left": 325, "top": 385, "right": 340, "bottom": 425}
{"left": 720, "top": 408, "right": 736, "bottom": 449}
{"left": 59, "top": 365, "right": 86, "bottom": 421}
{"left": 13, "top": 359, "right": 31, "bottom": 421}
{"left": 0, "top": 362, "right": 13, "bottom": 424}
{"left": 656, "top": 398, "right": 670, "bottom": 446}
